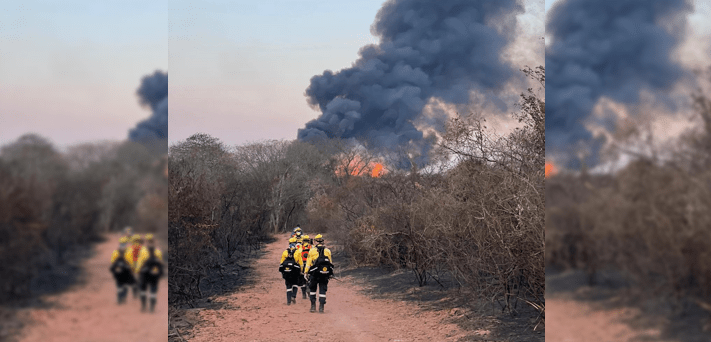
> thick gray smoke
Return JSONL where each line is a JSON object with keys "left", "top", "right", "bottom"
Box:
{"left": 298, "top": 0, "right": 524, "bottom": 166}
{"left": 129, "top": 71, "right": 168, "bottom": 149}
{"left": 546, "top": 0, "right": 693, "bottom": 167}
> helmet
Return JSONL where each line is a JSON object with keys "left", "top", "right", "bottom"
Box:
{"left": 315, "top": 234, "right": 324, "bottom": 242}
{"left": 119, "top": 236, "right": 129, "bottom": 244}
{"left": 131, "top": 234, "right": 141, "bottom": 243}
{"left": 303, "top": 235, "right": 310, "bottom": 239}
{"left": 145, "top": 233, "right": 154, "bottom": 241}
{"left": 294, "top": 227, "right": 302, "bottom": 232}
{"left": 288, "top": 237, "right": 296, "bottom": 243}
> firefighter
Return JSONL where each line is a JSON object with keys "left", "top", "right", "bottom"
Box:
{"left": 294, "top": 232, "right": 303, "bottom": 247}
{"left": 291, "top": 225, "right": 302, "bottom": 238}
{"left": 136, "top": 234, "right": 164, "bottom": 312}
{"left": 299, "top": 234, "right": 311, "bottom": 299}
{"left": 110, "top": 237, "right": 135, "bottom": 304}
{"left": 304, "top": 234, "right": 333, "bottom": 313}
{"left": 292, "top": 232, "right": 307, "bottom": 298}
{"left": 279, "top": 237, "right": 302, "bottom": 305}
{"left": 126, "top": 234, "right": 143, "bottom": 298}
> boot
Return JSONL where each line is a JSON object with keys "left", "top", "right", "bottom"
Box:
{"left": 150, "top": 298, "right": 156, "bottom": 313}
{"left": 287, "top": 291, "right": 292, "bottom": 305}
{"left": 310, "top": 301, "right": 316, "bottom": 313}
{"left": 141, "top": 295, "right": 147, "bottom": 312}
{"left": 318, "top": 302, "right": 324, "bottom": 313}
{"left": 302, "top": 286, "right": 307, "bottom": 299}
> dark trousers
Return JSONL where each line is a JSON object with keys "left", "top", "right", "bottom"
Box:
{"left": 308, "top": 275, "right": 329, "bottom": 304}
{"left": 285, "top": 277, "right": 299, "bottom": 300}
{"left": 113, "top": 273, "right": 134, "bottom": 303}
{"left": 139, "top": 273, "right": 160, "bottom": 310}
{"left": 140, "top": 274, "right": 159, "bottom": 294}
{"left": 298, "top": 273, "right": 307, "bottom": 295}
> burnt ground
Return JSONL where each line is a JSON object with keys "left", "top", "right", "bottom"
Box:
{"left": 0, "top": 237, "right": 99, "bottom": 341}
{"left": 169, "top": 242, "right": 268, "bottom": 341}
{"left": 546, "top": 266, "right": 711, "bottom": 342}
{"left": 337, "top": 255, "right": 544, "bottom": 342}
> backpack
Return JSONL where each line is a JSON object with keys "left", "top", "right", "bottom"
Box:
{"left": 132, "top": 244, "right": 141, "bottom": 262}
{"left": 301, "top": 245, "right": 310, "bottom": 263}
{"left": 141, "top": 247, "right": 164, "bottom": 278}
{"left": 110, "top": 253, "right": 132, "bottom": 278}
{"left": 279, "top": 248, "right": 301, "bottom": 280}
{"left": 309, "top": 246, "right": 333, "bottom": 278}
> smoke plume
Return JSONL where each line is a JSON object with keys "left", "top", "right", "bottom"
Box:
{"left": 546, "top": 0, "right": 693, "bottom": 167}
{"left": 129, "top": 71, "right": 168, "bottom": 150}
{"left": 298, "top": 0, "right": 525, "bottom": 165}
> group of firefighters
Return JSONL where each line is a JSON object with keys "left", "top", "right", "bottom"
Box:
{"left": 279, "top": 224, "right": 334, "bottom": 313}
{"left": 110, "top": 226, "right": 165, "bottom": 313}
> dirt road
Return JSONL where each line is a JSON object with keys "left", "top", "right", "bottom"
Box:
{"left": 184, "top": 234, "right": 474, "bottom": 342}
{"left": 546, "top": 298, "right": 671, "bottom": 342}
{"left": 14, "top": 233, "right": 168, "bottom": 342}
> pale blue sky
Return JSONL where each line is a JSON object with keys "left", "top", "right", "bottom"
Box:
{"left": 169, "top": 0, "right": 386, "bottom": 146}
{"left": 0, "top": 0, "right": 168, "bottom": 148}
{"left": 169, "top": 0, "right": 545, "bottom": 146}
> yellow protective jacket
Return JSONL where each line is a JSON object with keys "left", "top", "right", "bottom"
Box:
{"left": 280, "top": 246, "right": 303, "bottom": 269}
{"left": 135, "top": 246, "right": 164, "bottom": 273}
{"left": 304, "top": 244, "right": 332, "bottom": 274}
{"left": 110, "top": 249, "right": 130, "bottom": 264}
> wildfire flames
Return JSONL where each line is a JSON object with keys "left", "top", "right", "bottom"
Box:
{"left": 545, "top": 162, "right": 557, "bottom": 178}
{"left": 336, "top": 155, "right": 385, "bottom": 178}
{"left": 371, "top": 163, "right": 384, "bottom": 177}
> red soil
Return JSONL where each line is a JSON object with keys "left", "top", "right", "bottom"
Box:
{"left": 186, "top": 234, "right": 473, "bottom": 342}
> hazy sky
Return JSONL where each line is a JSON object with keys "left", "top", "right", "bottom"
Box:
{"left": 0, "top": 0, "right": 168, "bottom": 148}
{"left": 169, "top": 0, "right": 544, "bottom": 147}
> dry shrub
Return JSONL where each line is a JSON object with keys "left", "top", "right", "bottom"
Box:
{"left": 306, "top": 66, "right": 545, "bottom": 317}
{"left": 546, "top": 69, "right": 711, "bottom": 307}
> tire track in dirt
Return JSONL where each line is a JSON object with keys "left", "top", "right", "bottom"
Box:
{"left": 14, "top": 233, "right": 168, "bottom": 342}
{"left": 187, "top": 234, "right": 474, "bottom": 342}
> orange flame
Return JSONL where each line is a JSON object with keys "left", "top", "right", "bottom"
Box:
{"left": 335, "top": 155, "right": 385, "bottom": 178}
{"left": 371, "top": 163, "right": 384, "bottom": 178}
{"left": 545, "top": 162, "right": 557, "bottom": 178}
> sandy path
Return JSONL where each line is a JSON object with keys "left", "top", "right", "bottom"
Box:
{"left": 188, "top": 234, "right": 473, "bottom": 342}
{"left": 15, "top": 233, "right": 168, "bottom": 342}
{"left": 546, "top": 298, "right": 673, "bottom": 342}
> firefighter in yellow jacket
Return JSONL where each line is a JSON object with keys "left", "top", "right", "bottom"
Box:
{"left": 125, "top": 234, "right": 143, "bottom": 298}
{"left": 109, "top": 237, "right": 135, "bottom": 304}
{"left": 279, "top": 237, "right": 302, "bottom": 305}
{"left": 304, "top": 234, "right": 333, "bottom": 313}
{"left": 298, "top": 234, "right": 311, "bottom": 299}
{"left": 135, "top": 234, "right": 164, "bottom": 312}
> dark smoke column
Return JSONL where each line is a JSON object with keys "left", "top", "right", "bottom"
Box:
{"left": 546, "top": 0, "right": 692, "bottom": 167}
{"left": 298, "top": 0, "right": 524, "bottom": 164}
{"left": 129, "top": 70, "right": 168, "bottom": 152}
